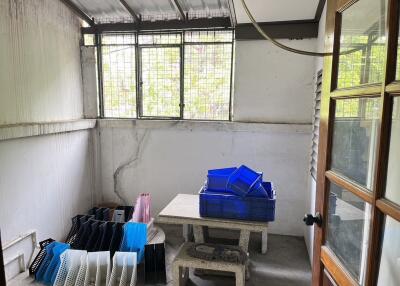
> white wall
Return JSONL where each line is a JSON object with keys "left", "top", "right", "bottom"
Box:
{"left": 0, "top": 0, "right": 83, "bottom": 124}
{"left": 0, "top": 131, "right": 95, "bottom": 277}
{"left": 304, "top": 3, "right": 327, "bottom": 263}
{"left": 233, "top": 39, "right": 316, "bottom": 123}
{"left": 0, "top": 0, "right": 95, "bottom": 280}
{"left": 97, "top": 37, "right": 316, "bottom": 237}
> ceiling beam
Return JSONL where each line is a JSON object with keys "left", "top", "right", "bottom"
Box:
{"left": 314, "top": 0, "right": 326, "bottom": 22}
{"left": 59, "top": 0, "right": 94, "bottom": 26}
{"left": 81, "top": 17, "right": 231, "bottom": 34}
{"left": 170, "top": 0, "right": 187, "bottom": 21}
{"left": 227, "top": 0, "right": 237, "bottom": 27}
{"left": 120, "top": 0, "right": 141, "bottom": 23}
{"left": 235, "top": 19, "right": 319, "bottom": 40}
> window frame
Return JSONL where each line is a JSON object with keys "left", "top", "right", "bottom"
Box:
{"left": 93, "top": 29, "right": 234, "bottom": 121}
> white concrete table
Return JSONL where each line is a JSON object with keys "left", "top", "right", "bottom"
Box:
{"left": 172, "top": 242, "right": 246, "bottom": 286}
{"left": 156, "top": 194, "right": 268, "bottom": 254}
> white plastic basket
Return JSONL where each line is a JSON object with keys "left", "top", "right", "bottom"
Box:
{"left": 108, "top": 252, "right": 137, "bottom": 286}
{"left": 74, "top": 254, "right": 88, "bottom": 286}
{"left": 96, "top": 251, "right": 111, "bottom": 285}
{"left": 53, "top": 249, "right": 87, "bottom": 286}
{"left": 84, "top": 251, "right": 110, "bottom": 286}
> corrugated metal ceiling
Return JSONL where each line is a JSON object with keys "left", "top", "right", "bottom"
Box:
{"left": 71, "top": 0, "right": 133, "bottom": 23}
{"left": 71, "top": 0, "right": 230, "bottom": 23}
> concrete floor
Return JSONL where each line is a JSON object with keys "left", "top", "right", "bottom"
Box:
{"left": 9, "top": 224, "right": 311, "bottom": 286}
{"left": 163, "top": 225, "right": 311, "bottom": 286}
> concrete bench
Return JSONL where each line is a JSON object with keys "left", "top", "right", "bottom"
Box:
{"left": 172, "top": 242, "right": 246, "bottom": 286}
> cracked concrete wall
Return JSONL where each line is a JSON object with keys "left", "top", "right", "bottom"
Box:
{"left": 98, "top": 120, "right": 311, "bottom": 236}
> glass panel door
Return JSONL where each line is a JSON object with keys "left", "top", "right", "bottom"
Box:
{"left": 311, "top": 0, "right": 400, "bottom": 285}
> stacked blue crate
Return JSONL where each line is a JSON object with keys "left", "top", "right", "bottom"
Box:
{"left": 200, "top": 165, "right": 276, "bottom": 222}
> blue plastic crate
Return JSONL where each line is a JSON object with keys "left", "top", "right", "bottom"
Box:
{"left": 227, "top": 165, "right": 263, "bottom": 197}
{"left": 248, "top": 181, "right": 275, "bottom": 198}
{"left": 207, "top": 167, "right": 237, "bottom": 192}
{"left": 199, "top": 182, "right": 276, "bottom": 222}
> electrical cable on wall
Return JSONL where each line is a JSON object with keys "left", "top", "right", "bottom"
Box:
{"left": 240, "top": 0, "right": 333, "bottom": 57}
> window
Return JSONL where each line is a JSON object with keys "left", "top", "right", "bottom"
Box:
{"left": 184, "top": 31, "right": 233, "bottom": 120}
{"left": 101, "top": 34, "right": 137, "bottom": 118}
{"left": 97, "top": 30, "right": 234, "bottom": 120}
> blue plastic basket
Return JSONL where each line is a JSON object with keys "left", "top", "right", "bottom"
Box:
{"left": 199, "top": 182, "right": 276, "bottom": 222}
{"left": 35, "top": 242, "right": 70, "bottom": 284}
{"left": 247, "top": 181, "right": 275, "bottom": 198}
{"left": 119, "top": 222, "right": 147, "bottom": 263}
{"left": 43, "top": 243, "right": 70, "bottom": 285}
{"left": 35, "top": 242, "right": 57, "bottom": 281}
{"left": 206, "top": 167, "right": 237, "bottom": 192}
{"left": 227, "top": 165, "right": 263, "bottom": 197}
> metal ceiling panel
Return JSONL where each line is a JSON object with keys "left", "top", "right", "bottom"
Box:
{"left": 70, "top": 0, "right": 133, "bottom": 23}
{"left": 181, "top": 0, "right": 229, "bottom": 19}
{"left": 125, "top": 0, "right": 179, "bottom": 21}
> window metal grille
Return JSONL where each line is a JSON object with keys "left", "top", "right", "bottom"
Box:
{"left": 184, "top": 30, "right": 233, "bottom": 120}
{"left": 140, "top": 47, "right": 181, "bottom": 117}
{"left": 97, "top": 30, "right": 234, "bottom": 120}
{"left": 101, "top": 34, "right": 137, "bottom": 118}
{"left": 184, "top": 30, "right": 233, "bottom": 43}
{"left": 138, "top": 33, "right": 181, "bottom": 45}
{"left": 184, "top": 44, "right": 232, "bottom": 120}
{"left": 102, "top": 34, "right": 136, "bottom": 45}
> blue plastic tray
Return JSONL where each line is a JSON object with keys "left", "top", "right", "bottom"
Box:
{"left": 207, "top": 167, "right": 237, "bottom": 192}
{"left": 199, "top": 182, "right": 276, "bottom": 222}
{"left": 227, "top": 165, "right": 263, "bottom": 197}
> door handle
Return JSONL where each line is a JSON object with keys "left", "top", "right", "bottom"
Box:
{"left": 303, "top": 212, "right": 322, "bottom": 227}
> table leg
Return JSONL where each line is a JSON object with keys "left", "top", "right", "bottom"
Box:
{"left": 238, "top": 229, "right": 250, "bottom": 253}
{"left": 262, "top": 229, "right": 268, "bottom": 254}
{"left": 173, "top": 265, "right": 189, "bottom": 286}
{"left": 238, "top": 229, "right": 251, "bottom": 280}
{"left": 235, "top": 267, "right": 246, "bottom": 286}
{"left": 193, "top": 225, "right": 205, "bottom": 243}
{"left": 182, "top": 224, "right": 192, "bottom": 242}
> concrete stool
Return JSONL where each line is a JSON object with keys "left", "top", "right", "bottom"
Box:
{"left": 172, "top": 242, "right": 246, "bottom": 286}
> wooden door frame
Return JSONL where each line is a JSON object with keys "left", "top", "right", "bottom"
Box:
{"left": 312, "top": 0, "right": 400, "bottom": 285}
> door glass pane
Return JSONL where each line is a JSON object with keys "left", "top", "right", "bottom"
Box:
{"left": 141, "top": 47, "right": 180, "bottom": 117}
{"left": 385, "top": 97, "right": 400, "bottom": 204}
{"left": 337, "top": 0, "right": 387, "bottom": 89}
{"left": 331, "top": 98, "right": 380, "bottom": 189}
{"left": 377, "top": 216, "right": 400, "bottom": 286}
{"left": 326, "top": 183, "right": 371, "bottom": 284}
